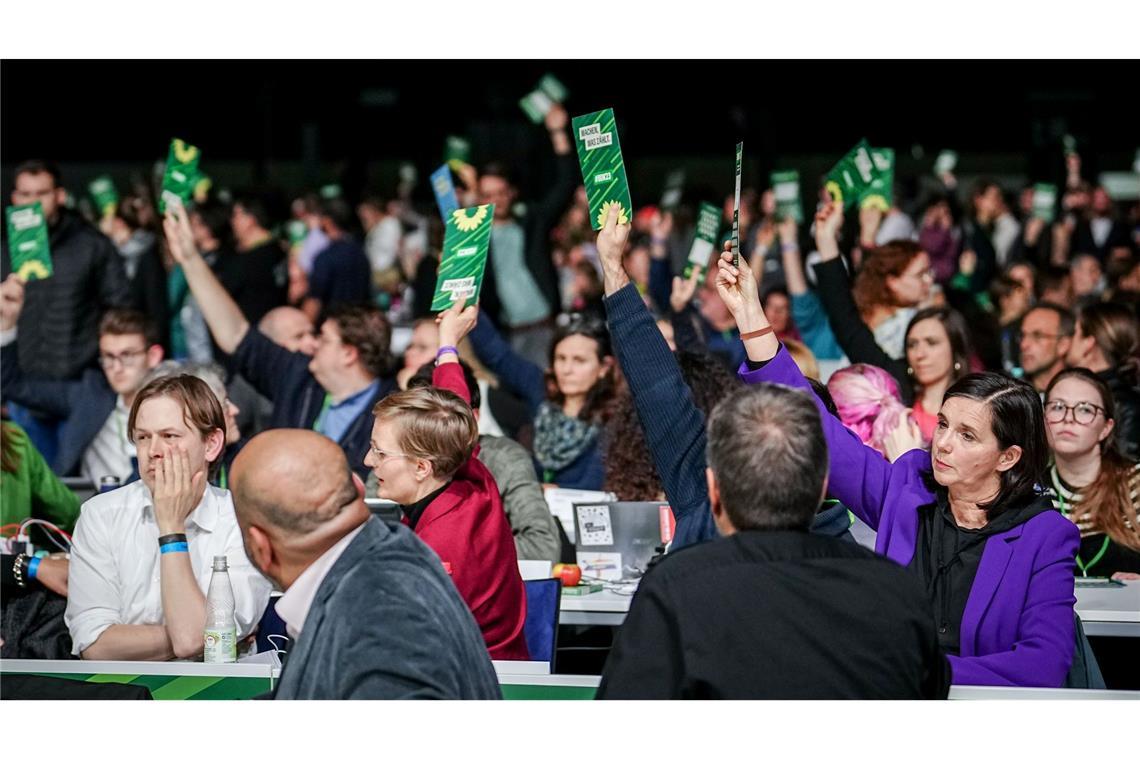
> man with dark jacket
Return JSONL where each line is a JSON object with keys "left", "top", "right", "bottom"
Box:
{"left": 231, "top": 429, "right": 500, "bottom": 699}
{"left": 302, "top": 196, "right": 372, "bottom": 324}
{"left": 597, "top": 382, "right": 949, "bottom": 699}
{"left": 163, "top": 203, "right": 394, "bottom": 480}
{"left": 217, "top": 191, "right": 288, "bottom": 326}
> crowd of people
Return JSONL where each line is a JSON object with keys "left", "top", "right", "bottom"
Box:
{"left": 2, "top": 102, "right": 1139, "bottom": 698}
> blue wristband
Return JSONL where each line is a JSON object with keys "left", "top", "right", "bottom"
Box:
{"left": 27, "top": 556, "right": 41, "bottom": 580}
{"left": 160, "top": 542, "right": 189, "bottom": 554}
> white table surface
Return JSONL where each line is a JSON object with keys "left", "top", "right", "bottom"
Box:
{"left": 1074, "top": 580, "right": 1140, "bottom": 636}
{"left": 559, "top": 588, "right": 635, "bottom": 626}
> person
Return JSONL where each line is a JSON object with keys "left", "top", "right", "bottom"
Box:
{"left": 827, "top": 363, "right": 921, "bottom": 461}
{"left": 258, "top": 306, "right": 319, "bottom": 355}
{"left": 715, "top": 234, "right": 1081, "bottom": 687}
{"left": 904, "top": 307, "right": 974, "bottom": 443}
{"left": 216, "top": 191, "right": 288, "bottom": 326}
{"left": 173, "top": 198, "right": 233, "bottom": 363}
{"left": 396, "top": 318, "right": 440, "bottom": 389}
{"left": 163, "top": 203, "right": 395, "bottom": 480}
{"left": 366, "top": 303, "right": 529, "bottom": 659}
{"left": 1070, "top": 253, "right": 1105, "bottom": 306}
{"left": 1018, "top": 302, "right": 1075, "bottom": 395}
{"left": 476, "top": 103, "right": 578, "bottom": 366}
{"left": 989, "top": 273, "right": 1031, "bottom": 374}
{"left": 776, "top": 217, "right": 844, "bottom": 362}
{"left": 228, "top": 429, "right": 500, "bottom": 699}
{"left": 1, "top": 286, "right": 164, "bottom": 482}
{"left": 468, "top": 308, "right": 616, "bottom": 489}
{"left": 1044, "top": 368, "right": 1140, "bottom": 579}
{"left": 595, "top": 205, "right": 853, "bottom": 549}
{"left": 1072, "top": 186, "right": 1133, "bottom": 264}
{"left": 302, "top": 196, "right": 373, "bottom": 323}
{"left": 109, "top": 191, "right": 171, "bottom": 354}
{"left": 597, "top": 382, "right": 949, "bottom": 699}
{"left": 374, "top": 360, "right": 561, "bottom": 563}
{"left": 1036, "top": 265, "right": 1076, "bottom": 310}
{"left": 960, "top": 179, "right": 1003, "bottom": 293}
{"left": 65, "top": 375, "right": 272, "bottom": 660}
{"left": 356, "top": 194, "right": 403, "bottom": 293}
{"left": 1064, "top": 301, "right": 1140, "bottom": 459}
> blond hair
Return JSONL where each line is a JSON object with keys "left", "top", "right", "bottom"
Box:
{"left": 372, "top": 386, "right": 478, "bottom": 479}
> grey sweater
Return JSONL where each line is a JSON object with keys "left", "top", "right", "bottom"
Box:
{"left": 273, "top": 518, "right": 501, "bottom": 699}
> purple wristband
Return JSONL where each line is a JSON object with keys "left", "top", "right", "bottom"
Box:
{"left": 436, "top": 346, "right": 459, "bottom": 361}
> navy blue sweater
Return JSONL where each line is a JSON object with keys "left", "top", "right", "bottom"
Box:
{"left": 468, "top": 315, "right": 605, "bottom": 490}
{"left": 603, "top": 283, "right": 852, "bottom": 548}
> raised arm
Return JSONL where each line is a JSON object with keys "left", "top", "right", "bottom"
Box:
{"left": 598, "top": 207, "right": 716, "bottom": 546}
{"left": 467, "top": 309, "right": 546, "bottom": 414}
{"left": 163, "top": 202, "right": 250, "bottom": 354}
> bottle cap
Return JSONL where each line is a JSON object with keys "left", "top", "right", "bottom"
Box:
{"left": 212, "top": 555, "right": 228, "bottom": 571}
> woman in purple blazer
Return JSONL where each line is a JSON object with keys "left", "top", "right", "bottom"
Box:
{"left": 711, "top": 224, "right": 1079, "bottom": 687}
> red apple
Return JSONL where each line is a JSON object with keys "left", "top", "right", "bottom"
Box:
{"left": 551, "top": 563, "right": 582, "bottom": 587}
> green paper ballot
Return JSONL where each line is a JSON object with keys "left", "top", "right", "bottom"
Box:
{"left": 572, "top": 108, "right": 633, "bottom": 231}
{"left": 520, "top": 74, "right": 569, "bottom": 124}
{"left": 431, "top": 204, "right": 495, "bottom": 311}
{"left": 934, "top": 150, "right": 958, "bottom": 176}
{"left": 6, "top": 202, "right": 52, "bottom": 281}
{"left": 770, "top": 170, "right": 802, "bottom": 223}
{"left": 860, "top": 148, "right": 895, "bottom": 211}
{"left": 160, "top": 138, "right": 202, "bottom": 213}
{"left": 444, "top": 136, "right": 472, "bottom": 171}
{"left": 683, "top": 202, "right": 722, "bottom": 282}
{"left": 89, "top": 176, "right": 119, "bottom": 218}
{"left": 731, "top": 142, "right": 743, "bottom": 268}
{"left": 660, "top": 170, "right": 685, "bottom": 211}
{"left": 825, "top": 140, "right": 876, "bottom": 209}
{"left": 1032, "top": 184, "right": 1057, "bottom": 223}
{"left": 319, "top": 184, "right": 342, "bottom": 200}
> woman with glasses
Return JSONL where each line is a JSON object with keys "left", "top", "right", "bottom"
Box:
{"left": 364, "top": 301, "right": 529, "bottom": 660}
{"left": 1044, "top": 368, "right": 1140, "bottom": 580}
{"left": 466, "top": 306, "right": 617, "bottom": 489}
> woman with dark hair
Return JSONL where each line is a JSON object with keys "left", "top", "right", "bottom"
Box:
{"left": 714, "top": 229, "right": 1080, "bottom": 688}
{"left": 467, "top": 310, "right": 616, "bottom": 488}
{"left": 1045, "top": 368, "right": 1140, "bottom": 579}
{"left": 1065, "top": 301, "right": 1140, "bottom": 459}
{"left": 906, "top": 306, "right": 973, "bottom": 444}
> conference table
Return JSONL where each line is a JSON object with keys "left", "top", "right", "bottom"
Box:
{"left": 559, "top": 580, "right": 1140, "bottom": 634}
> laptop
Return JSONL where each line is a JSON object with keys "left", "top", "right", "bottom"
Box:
{"left": 572, "top": 501, "right": 671, "bottom": 582}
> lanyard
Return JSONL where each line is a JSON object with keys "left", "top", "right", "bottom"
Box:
{"left": 1052, "top": 466, "right": 1111, "bottom": 578}
{"left": 312, "top": 393, "right": 333, "bottom": 433}
{"left": 218, "top": 464, "right": 228, "bottom": 491}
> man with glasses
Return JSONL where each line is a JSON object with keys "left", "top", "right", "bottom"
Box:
{"left": 1, "top": 288, "right": 163, "bottom": 483}
{"left": 1017, "top": 303, "right": 1075, "bottom": 394}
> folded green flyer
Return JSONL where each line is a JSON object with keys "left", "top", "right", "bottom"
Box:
{"left": 160, "top": 138, "right": 202, "bottom": 213}
{"left": 89, "top": 176, "right": 119, "bottom": 218}
{"left": 572, "top": 108, "right": 633, "bottom": 231}
{"left": 444, "top": 136, "right": 471, "bottom": 172}
{"left": 519, "top": 74, "right": 569, "bottom": 124}
{"left": 860, "top": 148, "right": 895, "bottom": 211}
{"left": 431, "top": 204, "right": 495, "bottom": 311}
{"left": 825, "top": 139, "right": 876, "bottom": 209}
{"left": 6, "top": 202, "right": 52, "bottom": 281}
{"left": 1032, "top": 183, "right": 1057, "bottom": 223}
{"left": 770, "top": 170, "right": 802, "bottom": 223}
{"left": 683, "top": 202, "right": 722, "bottom": 282}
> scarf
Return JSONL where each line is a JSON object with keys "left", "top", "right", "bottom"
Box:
{"left": 532, "top": 401, "right": 599, "bottom": 477}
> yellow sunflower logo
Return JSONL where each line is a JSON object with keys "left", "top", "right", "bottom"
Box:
{"left": 860, "top": 195, "right": 889, "bottom": 212}
{"left": 173, "top": 139, "right": 199, "bottom": 164}
{"left": 17, "top": 260, "right": 50, "bottom": 281}
{"left": 596, "top": 199, "right": 629, "bottom": 228}
{"left": 824, "top": 180, "right": 844, "bottom": 205}
{"left": 452, "top": 205, "right": 489, "bottom": 232}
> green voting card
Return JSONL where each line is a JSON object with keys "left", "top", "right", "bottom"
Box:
{"left": 89, "top": 176, "right": 119, "bottom": 218}
{"left": 825, "top": 139, "right": 876, "bottom": 209}
{"left": 934, "top": 150, "right": 958, "bottom": 176}
{"left": 860, "top": 148, "right": 895, "bottom": 211}
{"left": 160, "top": 138, "right": 202, "bottom": 213}
{"left": 660, "top": 170, "right": 685, "bottom": 211}
{"left": 520, "top": 74, "right": 569, "bottom": 124}
{"left": 683, "top": 202, "right": 722, "bottom": 283}
{"left": 444, "top": 136, "right": 472, "bottom": 172}
{"left": 6, "top": 202, "right": 52, "bottom": 281}
{"left": 1032, "top": 183, "right": 1057, "bottom": 223}
{"left": 770, "top": 170, "right": 802, "bottom": 223}
{"left": 572, "top": 108, "right": 633, "bottom": 231}
{"left": 431, "top": 204, "right": 495, "bottom": 311}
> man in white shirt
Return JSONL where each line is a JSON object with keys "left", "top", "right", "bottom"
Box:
{"left": 65, "top": 374, "right": 272, "bottom": 660}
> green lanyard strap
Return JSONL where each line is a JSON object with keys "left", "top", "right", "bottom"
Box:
{"left": 1052, "top": 466, "right": 1111, "bottom": 577}
{"left": 312, "top": 393, "right": 333, "bottom": 433}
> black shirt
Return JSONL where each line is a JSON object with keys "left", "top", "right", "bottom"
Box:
{"left": 217, "top": 238, "right": 288, "bottom": 326}
{"left": 308, "top": 238, "right": 373, "bottom": 318}
{"left": 400, "top": 482, "right": 452, "bottom": 531}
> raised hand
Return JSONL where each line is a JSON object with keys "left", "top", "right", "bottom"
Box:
{"left": 436, "top": 297, "right": 479, "bottom": 348}
{"left": 883, "top": 413, "right": 924, "bottom": 462}
{"left": 544, "top": 103, "right": 569, "bottom": 133}
{"left": 814, "top": 201, "right": 844, "bottom": 260}
{"left": 162, "top": 201, "right": 199, "bottom": 266}
{"left": 598, "top": 202, "right": 632, "bottom": 294}
{"left": 0, "top": 273, "right": 26, "bottom": 332}
{"left": 670, "top": 267, "right": 701, "bottom": 313}
{"left": 714, "top": 242, "right": 760, "bottom": 325}
{"left": 777, "top": 217, "right": 798, "bottom": 247}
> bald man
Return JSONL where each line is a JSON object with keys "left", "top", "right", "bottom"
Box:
{"left": 258, "top": 307, "right": 319, "bottom": 356}
{"left": 230, "top": 429, "right": 500, "bottom": 700}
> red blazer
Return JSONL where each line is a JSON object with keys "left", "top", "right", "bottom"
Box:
{"left": 414, "top": 362, "right": 530, "bottom": 661}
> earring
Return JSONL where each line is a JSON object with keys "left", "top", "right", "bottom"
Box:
{"left": 954, "top": 362, "right": 961, "bottom": 372}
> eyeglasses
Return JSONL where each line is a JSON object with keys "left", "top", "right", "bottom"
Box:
{"left": 98, "top": 349, "right": 147, "bottom": 368}
{"left": 368, "top": 444, "right": 411, "bottom": 464}
{"left": 1044, "top": 400, "right": 1106, "bottom": 426}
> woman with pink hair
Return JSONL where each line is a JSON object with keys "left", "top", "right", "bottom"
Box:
{"left": 827, "top": 363, "right": 923, "bottom": 460}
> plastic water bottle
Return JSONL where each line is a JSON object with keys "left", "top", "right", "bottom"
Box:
{"left": 203, "top": 555, "right": 237, "bottom": 663}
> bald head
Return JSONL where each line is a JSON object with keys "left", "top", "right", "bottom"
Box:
{"left": 231, "top": 429, "right": 366, "bottom": 538}
{"left": 259, "top": 307, "right": 317, "bottom": 355}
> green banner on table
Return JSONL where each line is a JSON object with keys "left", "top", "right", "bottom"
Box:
{"left": 1032, "top": 183, "right": 1057, "bottom": 223}
{"left": 860, "top": 147, "right": 895, "bottom": 211}
{"left": 6, "top": 202, "right": 53, "bottom": 281}
{"left": 431, "top": 204, "right": 495, "bottom": 311}
{"left": 160, "top": 138, "right": 202, "bottom": 213}
{"left": 18, "top": 671, "right": 271, "bottom": 700}
{"left": 572, "top": 108, "right": 633, "bottom": 231}
{"left": 89, "top": 176, "right": 119, "bottom": 218}
{"left": 825, "top": 139, "right": 876, "bottom": 209}
{"left": 770, "top": 170, "right": 802, "bottom": 223}
{"left": 684, "top": 202, "right": 722, "bottom": 282}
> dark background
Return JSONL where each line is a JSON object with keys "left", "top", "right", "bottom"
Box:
{"left": 2, "top": 60, "right": 1135, "bottom": 206}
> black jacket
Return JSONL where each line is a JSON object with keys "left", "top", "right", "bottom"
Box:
{"left": 216, "top": 239, "right": 288, "bottom": 327}
{"left": 1, "top": 210, "right": 131, "bottom": 379}
{"left": 598, "top": 530, "right": 950, "bottom": 699}
{"left": 1098, "top": 367, "right": 1140, "bottom": 460}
